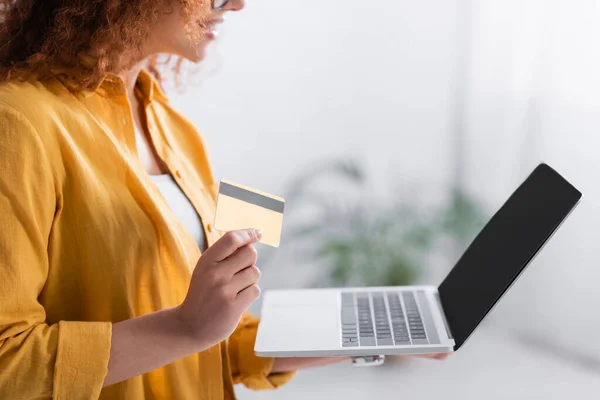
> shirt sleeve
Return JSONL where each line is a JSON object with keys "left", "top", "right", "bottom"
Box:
{"left": 228, "top": 312, "right": 296, "bottom": 390}
{"left": 0, "top": 106, "right": 112, "bottom": 400}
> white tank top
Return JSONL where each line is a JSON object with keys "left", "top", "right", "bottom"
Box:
{"left": 151, "top": 174, "right": 206, "bottom": 251}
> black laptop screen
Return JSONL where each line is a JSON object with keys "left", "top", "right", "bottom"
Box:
{"left": 438, "top": 164, "right": 582, "bottom": 350}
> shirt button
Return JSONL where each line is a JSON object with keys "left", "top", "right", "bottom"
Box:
{"left": 207, "top": 224, "right": 214, "bottom": 233}
{"left": 122, "top": 118, "right": 127, "bottom": 126}
{"left": 174, "top": 170, "right": 182, "bottom": 179}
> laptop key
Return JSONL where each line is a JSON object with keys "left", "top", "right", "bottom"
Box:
{"left": 342, "top": 308, "right": 357, "bottom": 324}
{"left": 342, "top": 293, "right": 354, "bottom": 304}
{"left": 360, "top": 337, "right": 376, "bottom": 346}
{"left": 341, "top": 291, "right": 435, "bottom": 349}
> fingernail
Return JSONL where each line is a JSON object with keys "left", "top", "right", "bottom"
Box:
{"left": 255, "top": 229, "right": 262, "bottom": 239}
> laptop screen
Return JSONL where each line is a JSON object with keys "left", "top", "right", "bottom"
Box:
{"left": 438, "top": 164, "right": 582, "bottom": 350}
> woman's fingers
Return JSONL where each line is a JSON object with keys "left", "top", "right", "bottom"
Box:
{"left": 220, "top": 244, "right": 258, "bottom": 276}
{"left": 235, "top": 284, "right": 262, "bottom": 311}
{"left": 231, "top": 265, "right": 261, "bottom": 294}
{"left": 202, "top": 229, "right": 261, "bottom": 263}
{"left": 415, "top": 353, "right": 451, "bottom": 360}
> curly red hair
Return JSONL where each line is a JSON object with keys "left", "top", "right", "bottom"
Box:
{"left": 0, "top": 0, "right": 207, "bottom": 92}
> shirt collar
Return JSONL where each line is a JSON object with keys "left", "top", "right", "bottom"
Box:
{"left": 135, "top": 68, "right": 168, "bottom": 103}
{"left": 49, "top": 63, "right": 168, "bottom": 102}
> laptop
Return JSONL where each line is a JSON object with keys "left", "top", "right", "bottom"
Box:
{"left": 254, "top": 163, "right": 582, "bottom": 358}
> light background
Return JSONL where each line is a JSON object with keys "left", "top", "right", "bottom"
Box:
{"left": 170, "top": 0, "right": 600, "bottom": 398}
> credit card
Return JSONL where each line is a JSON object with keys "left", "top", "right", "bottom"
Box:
{"left": 213, "top": 180, "right": 285, "bottom": 248}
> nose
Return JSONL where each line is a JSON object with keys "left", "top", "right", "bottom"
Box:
{"left": 224, "top": 0, "right": 245, "bottom": 12}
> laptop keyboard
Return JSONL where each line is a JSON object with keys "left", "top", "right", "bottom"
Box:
{"left": 341, "top": 291, "right": 429, "bottom": 347}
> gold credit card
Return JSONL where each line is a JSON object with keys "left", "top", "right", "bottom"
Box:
{"left": 213, "top": 180, "right": 285, "bottom": 248}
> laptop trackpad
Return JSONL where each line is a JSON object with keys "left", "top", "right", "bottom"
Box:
{"left": 262, "top": 289, "right": 338, "bottom": 306}
{"left": 256, "top": 303, "right": 341, "bottom": 353}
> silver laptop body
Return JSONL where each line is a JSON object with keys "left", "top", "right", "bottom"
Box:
{"left": 255, "top": 164, "right": 582, "bottom": 357}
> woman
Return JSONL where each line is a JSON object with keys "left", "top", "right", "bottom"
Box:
{"left": 0, "top": 0, "right": 447, "bottom": 399}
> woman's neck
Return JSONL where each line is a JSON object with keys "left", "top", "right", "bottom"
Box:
{"left": 121, "top": 61, "right": 145, "bottom": 103}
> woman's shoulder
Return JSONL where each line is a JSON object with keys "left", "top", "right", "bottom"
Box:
{"left": 0, "top": 77, "right": 81, "bottom": 166}
{"left": 0, "top": 77, "right": 69, "bottom": 122}
{"left": 0, "top": 77, "right": 84, "bottom": 142}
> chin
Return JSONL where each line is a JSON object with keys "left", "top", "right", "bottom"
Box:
{"left": 191, "top": 50, "right": 207, "bottom": 63}
{"left": 181, "top": 45, "right": 208, "bottom": 63}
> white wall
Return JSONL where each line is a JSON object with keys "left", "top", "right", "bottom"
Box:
{"left": 461, "top": 0, "right": 600, "bottom": 360}
{"left": 171, "top": 0, "right": 600, "bottom": 360}
{"left": 172, "top": 0, "right": 460, "bottom": 194}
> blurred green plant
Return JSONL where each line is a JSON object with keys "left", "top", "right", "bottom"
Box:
{"left": 262, "top": 158, "right": 488, "bottom": 288}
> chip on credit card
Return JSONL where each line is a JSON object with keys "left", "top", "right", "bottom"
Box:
{"left": 213, "top": 180, "right": 285, "bottom": 248}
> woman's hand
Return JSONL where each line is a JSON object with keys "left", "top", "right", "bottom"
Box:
{"left": 271, "top": 353, "right": 451, "bottom": 373}
{"left": 104, "top": 229, "right": 263, "bottom": 388}
{"left": 176, "top": 228, "right": 263, "bottom": 349}
{"left": 416, "top": 353, "right": 452, "bottom": 360}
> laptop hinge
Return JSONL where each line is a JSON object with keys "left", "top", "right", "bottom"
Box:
{"left": 434, "top": 292, "right": 454, "bottom": 341}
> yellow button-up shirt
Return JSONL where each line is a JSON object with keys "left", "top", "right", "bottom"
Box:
{"left": 0, "top": 69, "right": 294, "bottom": 399}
